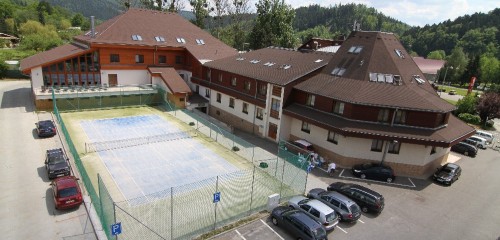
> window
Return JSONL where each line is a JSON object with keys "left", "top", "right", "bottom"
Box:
{"left": 309, "top": 208, "right": 321, "bottom": 218}
{"left": 195, "top": 39, "right": 205, "bottom": 45}
{"left": 242, "top": 103, "right": 248, "bottom": 114}
{"left": 388, "top": 141, "right": 401, "bottom": 154}
{"left": 256, "top": 107, "right": 263, "bottom": 120}
{"left": 231, "top": 77, "right": 237, "bottom": 86}
{"left": 348, "top": 45, "right": 363, "bottom": 53}
{"left": 205, "top": 89, "right": 210, "bottom": 97}
{"left": 216, "top": 93, "right": 221, "bottom": 103}
{"left": 175, "top": 56, "right": 183, "bottom": 64}
{"left": 327, "top": 131, "right": 339, "bottom": 144}
{"left": 176, "top": 37, "right": 186, "bottom": 43}
{"left": 131, "top": 34, "right": 142, "bottom": 41}
{"left": 258, "top": 84, "right": 267, "bottom": 95}
{"left": 333, "top": 101, "right": 344, "bottom": 115}
{"left": 306, "top": 94, "right": 315, "bottom": 107}
{"left": 301, "top": 121, "right": 311, "bottom": 133}
{"left": 207, "top": 69, "right": 211, "bottom": 80}
{"left": 331, "top": 67, "right": 346, "bottom": 76}
{"left": 371, "top": 139, "right": 383, "bottom": 152}
{"left": 431, "top": 146, "right": 437, "bottom": 155}
{"left": 378, "top": 109, "right": 390, "bottom": 123}
{"left": 229, "top": 98, "right": 235, "bottom": 108}
{"left": 218, "top": 73, "right": 222, "bottom": 82}
{"left": 110, "top": 54, "right": 120, "bottom": 63}
{"left": 244, "top": 81, "right": 251, "bottom": 91}
{"left": 271, "top": 98, "right": 281, "bottom": 111}
{"left": 154, "top": 36, "right": 165, "bottom": 42}
{"left": 135, "top": 54, "right": 144, "bottom": 63}
{"left": 158, "top": 55, "right": 167, "bottom": 64}
{"left": 394, "top": 110, "right": 406, "bottom": 124}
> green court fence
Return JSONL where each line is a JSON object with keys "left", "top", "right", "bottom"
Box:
{"left": 52, "top": 87, "right": 308, "bottom": 240}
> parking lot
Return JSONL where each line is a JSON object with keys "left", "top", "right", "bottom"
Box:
{"left": 212, "top": 147, "right": 500, "bottom": 240}
{"left": 0, "top": 81, "right": 95, "bottom": 240}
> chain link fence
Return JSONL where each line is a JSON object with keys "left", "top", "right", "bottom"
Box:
{"left": 52, "top": 87, "right": 308, "bottom": 240}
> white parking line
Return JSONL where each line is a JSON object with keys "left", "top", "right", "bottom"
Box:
{"left": 235, "top": 229, "right": 246, "bottom": 240}
{"left": 358, "top": 219, "right": 365, "bottom": 224}
{"left": 260, "top": 219, "right": 284, "bottom": 240}
{"left": 408, "top": 177, "right": 416, "bottom": 187}
{"left": 336, "top": 225, "right": 348, "bottom": 233}
{"left": 338, "top": 169, "right": 416, "bottom": 188}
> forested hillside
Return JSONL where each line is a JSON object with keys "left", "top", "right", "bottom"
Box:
{"left": 44, "top": 0, "right": 124, "bottom": 20}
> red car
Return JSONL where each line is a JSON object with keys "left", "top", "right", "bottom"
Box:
{"left": 51, "top": 176, "right": 83, "bottom": 209}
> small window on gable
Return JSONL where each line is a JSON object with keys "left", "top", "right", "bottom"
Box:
{"left": 385, "top": 74, "right": 393, "bottom": 83}
{"left": 155, "top": 36, "right": 165, "bottom": 42}
{"left": 132, "top": 35, "right": 142, "bottom": 41}
{"left": 377, "top": 73, "right": 385, "bottom": 82}
{"left": 369, "top": 72, "right": 377, "bottom": 82}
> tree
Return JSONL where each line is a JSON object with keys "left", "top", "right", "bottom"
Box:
{"left": 190, "top": 0, "right": 211, "bottom": 29}
{"left": 446, "top": 47, "right": 468, "bottom": 84}
{"left": 0, "top": 60, "right": 8, "bottom": 79}
{"left": 249, "top": 0, "right": 295, "bottom": 49}
{"left": 228, "top": 0, "right": 251, "bottom": 50}
{"left": 71, "top": 13, "right": 85, "bottom": 27}
{"left": 455, "top": 94, "right": 477, "bottom": 116}
{"left": 19, "top": 21, "right": 62, "bottom": 51}
{"left": 476, "top": 92, "right": 500, "bottom": 123}
{"left": 479, "top": 55, "right": 500, "bottom": 85}
{"left": 427, "top": 50, "right": 445, "bottom": 60}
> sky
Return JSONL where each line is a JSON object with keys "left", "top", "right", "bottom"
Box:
{"left": 280, "top": 0, "right": 500, "bottom": 27}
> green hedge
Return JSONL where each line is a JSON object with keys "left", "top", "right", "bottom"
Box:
{"left": 458, "top": 113, "right": 481, "bottom": 125}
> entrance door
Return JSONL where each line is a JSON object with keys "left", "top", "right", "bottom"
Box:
{"left": 108, "top": 74, "right": 117, "bottom": 86}
{"left": 268, "top": 123, "right": 278, "bottom": 140}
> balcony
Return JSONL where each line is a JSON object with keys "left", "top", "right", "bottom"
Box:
{"left": 34, "top": 84, "right": 159, "bottom": 100}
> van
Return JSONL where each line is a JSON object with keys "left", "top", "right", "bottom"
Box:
{"left": 467, "top": 136, "right": 488, "bottom": 149}
{"left": 474, "top": 130, "right": 494, "bottom": 144}
{"left": 288, "top": 196, "right": 340, "bottom": 231}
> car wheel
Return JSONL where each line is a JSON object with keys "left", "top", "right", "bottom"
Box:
{"left": 479, "top": 145, "right": 484, "bottom": 149}
{"left": 386, "top": 177, "right": 393, "bottom": 183}
{"left": 271, "top": 217, "right": 278, "bottom": 226}
{"left": 337, "top": 213, "right": 343, "bottom": 221}
{"left": 360, "top": 174, "right": 366, "bottom": 179}
{"left": 297, "top": 238, "right": 303, "bottom": 240}
{"left": 361, "top": 206, "right": 369, "bottom": 213}
{"left": 464, "top": 151, "right": 469, "bottom": 156}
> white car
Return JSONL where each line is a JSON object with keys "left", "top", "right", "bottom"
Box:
{"left": 288, "top": 195, "right": 339, "bottom": 231}
{"left": 474, "top": 130, "right": 494, "bottom": 144}
{"left": 467, "top": 136, "right": 488, "bottom": 149}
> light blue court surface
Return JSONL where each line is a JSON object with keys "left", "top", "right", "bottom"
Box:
{"left": 80, "top": 115, "right": 238, "bottom": 203}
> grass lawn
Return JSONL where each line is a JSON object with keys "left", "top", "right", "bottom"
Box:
{"left": 444, "top": 99, "right": 458, "bottom": 105}
{"left": 438, "top": 85, "right": 482, "bottom": 97}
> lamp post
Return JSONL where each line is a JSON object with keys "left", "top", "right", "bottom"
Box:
{"left": 381, "top": 140, "right": 398, "bottom": 165}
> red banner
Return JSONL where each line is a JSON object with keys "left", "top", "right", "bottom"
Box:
{"left": 467, "top": 77, "right": 476, "bottom": 95}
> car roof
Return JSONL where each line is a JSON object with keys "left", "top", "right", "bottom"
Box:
{"left": 306, "top": 199, "right": 335, "bottom": 214}
{"left": 444, "top": 163, "right": 460, "bottom": 169}
{"left": 457, "top": 142, "right": 476, "bottom": 148}
{"left": 290, "top": 211, "right": 323, "bottom": 228}
{"left": 324, "top": 191, "right": 356, "bottom": 205}
{"left": 345, "top": 184, "right": 383, "bottom": 198}
{"left": 468, "top": 136, "right": 486, "bottom": 141}
{"left": 54, "top": 176, "right": 78, "bottom": 189}
{"left": 294, "top": 139, "right": 312, "bottom": 147}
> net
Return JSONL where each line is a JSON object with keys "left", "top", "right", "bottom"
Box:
{"left": 85, "top": 130, "right": 197, "bottom": 153}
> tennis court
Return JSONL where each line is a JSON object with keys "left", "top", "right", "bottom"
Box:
{"left": 80, "top": 114, "right": 238, "bottom": 203}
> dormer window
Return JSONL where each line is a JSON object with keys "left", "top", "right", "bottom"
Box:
{"left": 155, "top": 36, "right": 165, "bottom": 42}
{"left": 132, "top": 35, "right": 142, "bottom": 41}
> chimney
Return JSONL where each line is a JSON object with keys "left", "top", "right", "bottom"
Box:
{"left": 90, "top": 16, "right": 95, "bottom": 38}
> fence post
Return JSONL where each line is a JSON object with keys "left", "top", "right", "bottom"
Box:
{"left": 170, "top": 187, "right": 174, "bottom": 240}
{"left": 249, "top": 166, "right": 256, "bottom": 214}
{"left": 214, "top": 176, "right": 219, "bottom": 230}
{"left": 279, "top": 160, "right": 286, "bottom": 201}
{"left": 98, "top": 174, "right": 104, "bottom": 224}
{"left": 114, "top": 202, "right": 118, "bottom": 240}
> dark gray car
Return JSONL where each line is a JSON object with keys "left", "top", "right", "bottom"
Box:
{"left": 271, "top": 206, "right": 327, "bottom": 240}
{"left": 307, "top": 188, "right": 361, "bottom": 222}
{"left": 45, "top": 148, "right": 70, "bottom": 179}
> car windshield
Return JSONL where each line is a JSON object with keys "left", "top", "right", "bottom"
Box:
{"left": 312, "top": 226, "right": 327, "bottom": 239}
{"left": 442, "top": 168, "right": 452, "bottom": 173}
{"left": 58, "top": 187, "right": 78, "bottom": 197}
{"left": 40, "top": 121, "right": 53, "bottom": 127}
{"left": 298, "top": 199, "right": 310, "bottom": 205}
{"left": 362, "top": 163, "right": 373, "bottom": 169}
{"left": 350, "top": 204, "right": 361, "bottom": 213}
{"left": 325, "top": 212, "right": 337, "bottom": 222}
{"left": 50, "top": 156, "right": 66, "bottom": 164}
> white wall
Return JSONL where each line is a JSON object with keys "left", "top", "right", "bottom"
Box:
{"left": 100, "top": 70, "right": 149, "bottom": 86}
{"left": 289, "top": 118, "right": 442, "bottom": 167}
{"left": 31, "top": 67, "right": 44, "bottom": 89}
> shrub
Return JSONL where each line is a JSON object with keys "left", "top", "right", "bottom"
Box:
{"left": 458, "top": 113, "right": 481, "bottom": 125}
{"left": 232, "top": 146, "right": 239, "bottom": 151}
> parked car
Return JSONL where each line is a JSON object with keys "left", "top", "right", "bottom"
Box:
{"left": 327, "top": 182, "right": 385, "bottom": 213}
{"left": 351, "top": 163, "right": 395, "bottom": 183}
{"left": 288, "top": 195, "right": 340, "bottom": 231}
{"left": 307, "top": 188, "right": 361, "bottom": 222}
{"left": 271, "top": 206, "right": 327, "bottom": 240}
{"left": 450, "top": 142, "right": 477, "bottom": 157}
{"left": 45, "top": 148, "right": 71, "bottom": 179}
{"left": 36, "top": 120, "right": 56, "bottom": 137}
{"left": 448, "top": 90, "right": 456, "bottom": 95}
{"left": 474, "top": 130, "right": 494, "bottom": 144}
{"left": 51, "top": 176, "right": 83, "bottom": 209}
{"left": 293, "top": 139, "right": 314, "bottom": 152}
{"left": 466, "top": 136, "right": 488, "bottom": 149}
{"left": 433, "top": 163, "right": 462, "bottom": 186}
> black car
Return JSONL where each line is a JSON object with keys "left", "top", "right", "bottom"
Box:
{"left": 451, "top": 142, "right": 477, "bottom": 157}
{"left": 271, "top": 206, "right": 327, "bottom": 240}
{"left": 36, "top": 120, "right": 56, "bottom": 137}
{"left": 352, "top": 163, "right": 395, "bottom": 183}
{"left": 433, "top": 163, "right": 462, "bottom": 185}
{"left": 327, "top": 182, "right": 385, "bottom": 213}
{"left": 45, "top": 148, "right": 71, "bottom": 179}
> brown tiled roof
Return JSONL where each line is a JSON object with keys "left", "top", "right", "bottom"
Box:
{"left": 283, "top": 103, "right": 475, "bottom": 147}
{"left": 294, "top": 31, "right": 455, "bottom": 112}
{"left": 74, "top": 8, "right": 236, "bottom": 62}
{"left": 148, "top": 67, "right": 191, "bottom": 94}
{"left": 413, "top": 57, "right": 445, "bottom": 74}
{"left": 203, "top": 47, "right": 334, "bottom": 86}
{"left": 20, "top": 43, "right": 90, "bottom": 72}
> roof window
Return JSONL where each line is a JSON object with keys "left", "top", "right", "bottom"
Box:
{"left": 348, "top": 45, "right": 363, "bottom": 54}
{"left": 132, "top": 35, "right": 143, "bottom": 41}
{"left": 314, "top": 59, "right": 323, "bottom": 63}
{"left": 155, "top": 36, "right": 165, "bottom": 42}
{"left": 283, "top": 65, "right": 291, "bottom": 70}
{"left": 413, "top": 75, "right": 425, "bottom": 84}
{"left": 331, "top": 67, "right": 346, "bottom": 76}
{"left": 176, "top": 37, "right": 186, "bottom": 43}
{"left": 196, "top": 39, "right": 205, "bottom": 45}
{"left": 250, "top": 59, "right": 260, "bottom": 64}
{"left": 394, "top": 49, "right": 405, "bottom": 59}
{"left": 264, "top": 62, "right": 275, "bottom": 66}
{"left": 236, "top": 57, "right": 245, "bottom": 61}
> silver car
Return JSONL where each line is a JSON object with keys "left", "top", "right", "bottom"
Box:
{"left": 307, "top": 188, "right": 361, "bottom": 222}
{"left": 288, "top": 195, "right": 339, "bottom": 231}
